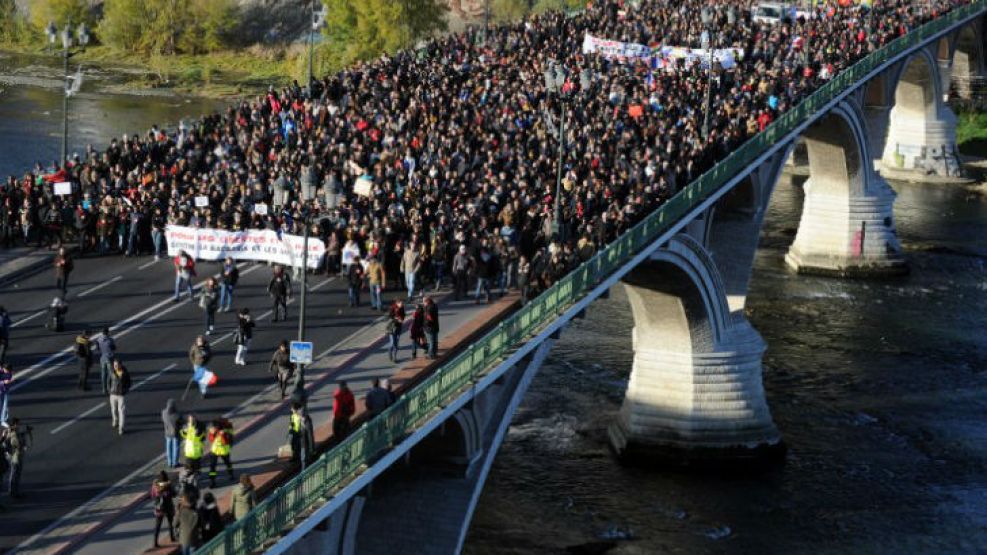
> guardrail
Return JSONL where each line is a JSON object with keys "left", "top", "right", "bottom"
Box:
{"left": 199, "top": 3, "right": 986, "bottom": 553}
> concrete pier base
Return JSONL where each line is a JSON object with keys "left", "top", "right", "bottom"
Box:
{"left": 785, "top": 177, "right": 908, "bottom": 277}
{"left": 610, "top": 237, "right": 782, "bottom": 467}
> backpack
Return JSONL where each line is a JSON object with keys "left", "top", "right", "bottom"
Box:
{"left": 386, "top": 318, "right": 400, "bottom": 335}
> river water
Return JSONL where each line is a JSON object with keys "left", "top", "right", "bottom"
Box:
{"left": 0, "top": 51, "right": 226, "bottom": 178}
{"left": 465, "top": 175, "right": 987, "bottom": 554}
{"left": 4, "top": 50, "right": 987, "bottom": 555}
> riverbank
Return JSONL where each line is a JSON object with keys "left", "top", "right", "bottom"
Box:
{"left": 0, "top": 43, "right": 303, "bottom": 99}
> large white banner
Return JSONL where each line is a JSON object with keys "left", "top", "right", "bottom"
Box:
{"left": 166, "top": 225, "right": 325, "bottom": 269}
{"left": 582, "top": 33, "right": 652, "bottom": 60}
{"left": 582, "top": 33, "right": 743, "bottom": 69}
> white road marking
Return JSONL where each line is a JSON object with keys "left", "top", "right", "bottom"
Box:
{"left": 11, "top": 267, "right": 248, "bottom": 390}
{"left": 49, "top": 363, "right": 177, "bottom": 436}
{"left": 77, "top": 276, "right": 123, "bottom": 298}
{"left": 49, "top": 401, "right": 107, "bottom": 435}
{"left": 17, "top": 280, "right": 395, "bottom": 552}
{"left": 137, "top": 259, "right": 159, "bottom": 270}
{"left": 11, "top": 309, "right": 46, "bottom": 328}
{"left": 131, "top": 362, "right": 178, "bottom": 391}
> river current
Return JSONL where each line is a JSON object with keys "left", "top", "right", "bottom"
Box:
{"left": 465, "top": 176, "right": 987, "bottom": 554}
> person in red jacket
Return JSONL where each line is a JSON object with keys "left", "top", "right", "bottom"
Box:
{"left": 173, "top": 250, "right": 197, "bottom": 301}
{"left": 332, "top": 381, "right": 355, "bottom": 441}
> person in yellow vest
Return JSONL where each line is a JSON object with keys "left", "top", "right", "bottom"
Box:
{"left": 180, "top": 414, "right": 206, "bottom": 472}
{"left": 288, "top": 402, "right": 314, "bottom": 467}
{"left": 206, "top": 418, "right": 234, "bottom": 488}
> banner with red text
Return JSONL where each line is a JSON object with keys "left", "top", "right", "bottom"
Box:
{"left": 165, "top": 225, "right": 325, "bottom": 269}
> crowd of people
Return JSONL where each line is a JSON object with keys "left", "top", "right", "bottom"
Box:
{"left": 0, "top": 0, "right": 976, "bottom": 542}
{"left": 0, "top": 1, "right": 969, "bottom": 308}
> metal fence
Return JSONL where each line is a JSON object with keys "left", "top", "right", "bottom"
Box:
{"left": 198, "top": 3, "right": 986, "bottom": 553}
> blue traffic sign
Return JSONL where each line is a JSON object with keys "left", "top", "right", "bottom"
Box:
{"left": 289, "top": 341, "right": 314, "bottom": 364}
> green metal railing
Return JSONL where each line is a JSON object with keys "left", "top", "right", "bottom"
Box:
{"left": 198, "top": 3, "right": 985, "bottom": 553}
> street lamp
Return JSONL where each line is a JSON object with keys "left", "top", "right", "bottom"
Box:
{"left": 292, "top": 161, "right": 317, "bottom": 402}
{"left": 56, "top": 21, "right": 88, "bottom": 166}
{"left": 701, "top": 7, "right": 715, "bottom": 141}
{"left": 543, "top": 62, "right": 567, "bottom": 240}
{"left": 307, "top": 1, "right": 327, "bottom": 98}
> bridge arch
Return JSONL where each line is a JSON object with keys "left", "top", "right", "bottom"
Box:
{"left": 882, "top": 47, "right": 963, "bottom": 177}
{"left": 949, "top": 21, "right": 986, "bottom": 97}
{"left": 609, "top": 234, "right": 782, "bottom": 464}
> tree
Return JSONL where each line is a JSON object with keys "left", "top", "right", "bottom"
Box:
{"left": 29, "top": 0, "right": 94, "bottom": 32}
{"left": 323, "top": 0, "right": 447, "bottom": 66}
{"left": 492, "top": 0, "right": 531, "bottom": 22}
{"left": 100, "top": 0, "right": 238, "bottom": 55}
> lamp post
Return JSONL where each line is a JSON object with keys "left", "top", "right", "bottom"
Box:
{"left": 307, "top": 1, "right": 327, "bottom": 98}
{"left": 293, "top": 162, "right": 317, "bottom": 402}
{"left": 543, "top": 63, "right": 567, "bottom": 240}
{"left": 701, "top": 7, "right": 715, "bottom": 141}
{"left": 53, "top": 22, "right": 89, "bottom": 166}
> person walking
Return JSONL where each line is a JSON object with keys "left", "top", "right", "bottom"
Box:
{"left": 233, "top": 308, "right": 254, "bottom": 366}
{"left": 0, "top": 306, "right": 10, "bottom": 364}
{"left": 269, "top": 340, "right": 295, "bottom": 398}
{"left": 409, "top": 302, "right": 426, "bottom": 359}
{"left": 267, "top": 265, "right": 291, "bottom": 322}
{"left": 198, "top": 277, "right": 219, "bottom": 335}
{"left": 331, "top": 381, "right": 355, "bottom": 441}
{"left": 474, "top": 246, "right": 497, "bottom": 304}
{"left": 173, "top": 250, "right": 196, "bottom": 302}
{"left": 173, "top": 250, "right": 195, "bottom": 303}
{"left": 366, "top": 255, "right": 385, "bottom": 311}
{"left": 347, "top": 255, "right": 364, "bottom": 307}
{"left": 364, "top": 378, "right": 391, "bottom": 418}
{"left": 176, "top": 492, "right": 201, "bottom": 555}
{"left": 108, "top": 359, "right": 131, "bottom": 435}
{"left": 0, "top": 363, "right": 12, "bottom": 425}
{"left": 180, "top": 415, "right": 206, "bottom": 472}
{"left": 151, "top": 206, "right": 166, "bottom": 260}
{"left": 3, "top": 418, "right": 27, "bottom": 498}
{"left": 230, "top": 474, "right": 256, "bottom": 521}
{"left": 188, "top": 336, "right": 213, "bottom": 398}
{"left": 218, "top": 257, "right": 239, "bottom": 312}
{"left": 53, "top": 246, "right": 73, "bottom": 294}
{"left": 400, "top": 240, "right": 421, "bottom": 300}
{"left": 424, "top": 296, "right": 440, "bottom": 359}
{"left": 94, "top": 327, "right": 116, "bottom": 395}
{"left": 198, "top": 491, "right": 224, "bottom": 543}
{"left": 177, "top": 461, "right": 200, "bottom": 504}
{"left": 46, "top": 296, "right": 68, "bottom": 332}
{"left": 206, "top": 418, "right": 234, "bottom": 488}
{"left": 288, "top": 402, "right": 314, "bottom": 467}
{"left": 75, "top": 329, "right": 93, "bottom": 390}
{"left": 452, "top": 244, "right": 473, "bottom": 301}
{"left": 162, "top": 399, "right": 181, "bottom": 468}
{"left": 150, "top": 470, "right": 177, "bottom": 548}
{"left": 386, "top": 299, "right": 405, "bottom": 362}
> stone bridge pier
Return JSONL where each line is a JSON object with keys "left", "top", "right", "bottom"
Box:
{"left": 880, "top": 47, "right": 963, "bottom": 178}
{"left": 280, "top": 340, "right": 556, "bottom": 555}
{"left": 788, "top": 103, "right": 907, "bottom": 276}
{"left": 939, "top": 17, "right": 987, "bottom": 99}
{"left": 608, "top": 235, "right": 783, "bottom": 466}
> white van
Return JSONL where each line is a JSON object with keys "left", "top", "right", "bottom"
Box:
{"left": 753, "top": 3, "right": 811, "bottom": 25}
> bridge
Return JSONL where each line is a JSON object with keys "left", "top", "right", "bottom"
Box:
{"left": 188, "top": 4, "right": 987, "bottom": 555}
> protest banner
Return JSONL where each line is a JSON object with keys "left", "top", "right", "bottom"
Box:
{"left": 165, "top": 225, "right": 326, "bottom": 269}
{"left": 354, "top": 176, "right": 374, "bottom": 197}
{"left": 54, "top": 182, "right": 72, "bottom": 196}
{"left": 254, "top": 203, "right": 269, "bottom": 215}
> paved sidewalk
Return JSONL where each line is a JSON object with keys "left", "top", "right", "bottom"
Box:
{"left": 0, "top": 246, "right": 57, "bottom": 285}
{"left": 18, "top": 294, "right": 515, "bottom": 555}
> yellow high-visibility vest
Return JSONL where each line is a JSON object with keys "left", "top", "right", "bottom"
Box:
{"left": 211, "top": 431, "right": 231, "bottom": 456}
{"left": 182, "top": 424, "right": 204, "bottom": 459}
{"left": 290, "top": 413, "right": 302, "bottom": 434}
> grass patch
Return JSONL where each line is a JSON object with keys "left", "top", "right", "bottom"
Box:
{"left": 956, "top": 109, "right": 987, "bottom": 157}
